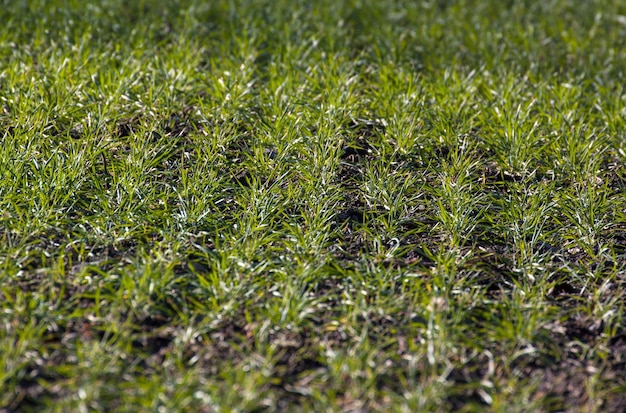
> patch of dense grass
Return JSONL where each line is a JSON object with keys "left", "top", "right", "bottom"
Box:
{"left": 1, "top": 0, "right": 625, "bottom": 411}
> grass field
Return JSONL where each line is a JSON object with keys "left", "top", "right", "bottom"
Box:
{"left": 1, "top": 0, "right": 625, "bottom": 411}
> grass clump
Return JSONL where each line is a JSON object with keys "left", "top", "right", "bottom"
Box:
{"left": 1, "top": 0, "right": 625, "bottom": 411}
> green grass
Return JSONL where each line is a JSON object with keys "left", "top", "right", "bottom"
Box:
{"left": 1, "top": 0, "right": 625, "bottom": 411}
